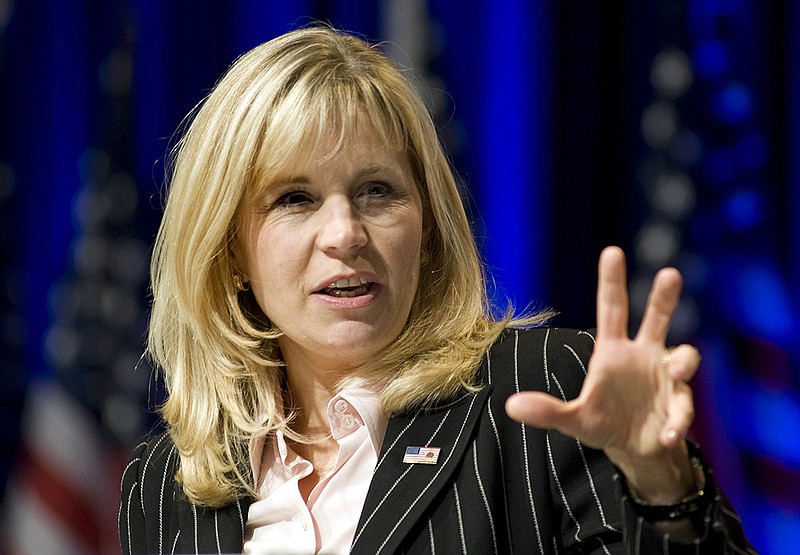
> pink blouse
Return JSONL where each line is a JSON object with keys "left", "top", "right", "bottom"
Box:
{"left": 242, "top": 388, "right": 387, "bottom": 555}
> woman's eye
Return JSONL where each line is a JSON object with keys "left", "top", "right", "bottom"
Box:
{"left": 362, "top": 181, "right": 393, "bottom": 197}
{"left": 275, "top": 190, "right": 312, "bottom": 207}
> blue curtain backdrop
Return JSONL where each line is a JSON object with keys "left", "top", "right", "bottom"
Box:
{"left": 0, "top": 1, "right": 798, "bottom": 553}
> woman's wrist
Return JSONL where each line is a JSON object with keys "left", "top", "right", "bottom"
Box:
{"left": 612, "top": 442, "right": 712, "bottom": 524}
{"left": 606, "top": 440, "right": 695, "bottom": 504}
{"left": 623, "top": 455, "right": 707, "bottom": 521}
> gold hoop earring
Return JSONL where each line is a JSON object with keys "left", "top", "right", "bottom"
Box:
{"left": 420, "top": 248, "right": 430, "bottom": 268}
{"left": 233, "top": 274, "right": 250, "bottom": 292}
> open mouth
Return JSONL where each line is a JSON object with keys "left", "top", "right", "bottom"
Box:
{"left": 319, "top": 277, "right": 374, "bottom": 298}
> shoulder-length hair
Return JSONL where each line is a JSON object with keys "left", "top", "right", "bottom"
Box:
{"left": 148, "top": 25, "right": 544, "bottom": 507}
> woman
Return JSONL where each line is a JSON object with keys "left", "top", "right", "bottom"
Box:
{"left": 119, "top": 26, "right": 755, "bottom": 554}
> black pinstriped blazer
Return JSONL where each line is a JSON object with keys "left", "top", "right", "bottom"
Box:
{"left": 119, "top": 328, "right": 755, "bottom": 554}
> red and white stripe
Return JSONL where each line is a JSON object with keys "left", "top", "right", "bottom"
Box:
{"left": 2, "top": 380, "right": 124, "bottom": 555}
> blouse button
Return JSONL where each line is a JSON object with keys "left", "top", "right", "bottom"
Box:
{"left": 334, "top": 399, "right": 348, "bottom": 413}
{"left": 342, "top": 415, "right": 355, "bottom": 429}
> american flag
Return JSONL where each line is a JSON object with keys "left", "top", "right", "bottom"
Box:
{"left": 0, "top": 9, "right": 159, "bottom": 553}
{"left": 402, "top": 446, "right": 441, "bottom": 465}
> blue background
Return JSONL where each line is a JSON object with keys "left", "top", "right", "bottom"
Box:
{"left": 1, "top": 1, "right": 798, "bottom": 553}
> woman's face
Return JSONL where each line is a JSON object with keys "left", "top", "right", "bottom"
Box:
{"left": 240, "top": 118, "right": 424, "bottom": 374}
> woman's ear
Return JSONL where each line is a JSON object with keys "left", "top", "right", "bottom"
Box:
{"left": 230, "top": 250, "right": 251, "bottom": 293}
{"left": 228, "top": 227, "right": 250, "bottom": 283}
{"left": 422, "top": 206, "right": 434, "bottom": 243}
{"left": 420, "top": 209, "right": 435, "bottom": 270}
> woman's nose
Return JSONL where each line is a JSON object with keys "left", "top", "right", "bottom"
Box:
{"left": 315, "top": 197, "right": 368, "bottom": 255}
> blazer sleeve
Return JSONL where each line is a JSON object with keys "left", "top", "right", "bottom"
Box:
{"left": 538, "top": 328, "right": 757, "bottom": 554}
{"left": 118, "top": 432, "right": 179, "bottom": 555}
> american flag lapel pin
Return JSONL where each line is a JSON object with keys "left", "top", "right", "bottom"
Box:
{"left": 403, "top": 446, "right": 441, "bottom": 465}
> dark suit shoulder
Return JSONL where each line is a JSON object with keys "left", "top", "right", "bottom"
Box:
{"left": 483, "top": 327, "right": 596, "bottom": 401}
{"left": 134, "top": 431, "right": 179, "bottom": 502}
{"left": 119, "top": 431, "right": 179, "bottom": 554}
{"left": 120, "top": 431, "right": 253, "bottom": 554}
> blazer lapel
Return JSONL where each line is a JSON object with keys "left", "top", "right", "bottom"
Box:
{"left": 350, "top": 385, "right": 493, "bottom": 555}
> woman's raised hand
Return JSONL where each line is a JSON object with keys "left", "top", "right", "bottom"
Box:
{"left": 505, "top": 246, "right": 701, "bottom": 503}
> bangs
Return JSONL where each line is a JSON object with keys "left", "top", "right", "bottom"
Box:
{"left": 248, "top": 69, "right": 413, "bottom": 198}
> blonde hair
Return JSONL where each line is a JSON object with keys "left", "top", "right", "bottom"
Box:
{"left": 148, "top": 25, "right": 546, "bottom": 507}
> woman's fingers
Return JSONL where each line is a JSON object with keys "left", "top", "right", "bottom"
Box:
{"left": 658, "top": 345, "right": 700, "bottom": 447}
{"left": 505, "top": 392, "right": 577, "bottom": 436}
{"left": 660, "top": 382, "right": 695, "bottom": 447}
{"left": 511, "top": 248, "right": 701, "bottom": 456}
{"left": 666, "top": 344, "right": 702, "bottom": 383}
{"left": 596, "top": 246, "right": 630, "bottom": 341}
{"left": 636, "top": 266, "right": 683, "bottom": 343}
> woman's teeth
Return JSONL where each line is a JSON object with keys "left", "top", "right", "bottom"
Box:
{"left": 322, "top": 277, "right": 372, "bottom": 297}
